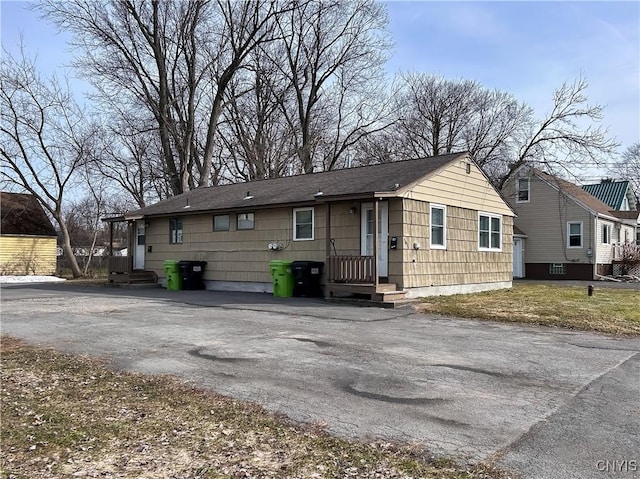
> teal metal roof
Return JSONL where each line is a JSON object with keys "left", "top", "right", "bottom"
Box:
{"left": 581, "top": 181, "right": 629, "bottom": 210}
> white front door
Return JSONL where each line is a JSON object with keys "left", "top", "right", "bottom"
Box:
{"left": 513, "top": 238, "right": 523, "bottom": 278}
{"left": 361, "top": 202, "right": 388, "bottom": 277}
{"left": 134, "top": 221, "right": 146, "bottom": 270}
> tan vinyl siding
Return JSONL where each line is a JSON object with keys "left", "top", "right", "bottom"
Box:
{"left": 504, "top": 174, "right": 595, "bottom": 264}
{"left": 399, "top": 200, "right": 512, "bottom": 288}
{"left": 400, "top": 159, "right": 514, "bottom": 217}
{"left": 145, "top": 204, "right": 361, "bottom": 283}
{"left": 0, "top": 235, "right": 57, "bottom": 275}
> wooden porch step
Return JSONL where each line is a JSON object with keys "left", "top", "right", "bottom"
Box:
{"left": 374, "top": 290, "right": 408, "bottom": 302}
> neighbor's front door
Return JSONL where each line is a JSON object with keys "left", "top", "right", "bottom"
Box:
{"left": 361, "top": 202, "right": 388, "bottom": 277}
{"left": 513, "top": 238, "right": 523, "bottom": 278}
{"left": 134, "top": 221, "right": 146, "bottom": 270}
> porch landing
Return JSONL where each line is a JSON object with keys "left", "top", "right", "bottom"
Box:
{"left": 324, "top": 282, "right": 410, "bottom": 305}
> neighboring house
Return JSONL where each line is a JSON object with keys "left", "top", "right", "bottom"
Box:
{"left": 582, "top": 179, "right": 640, "bottom": 246}
{"left": 581, "top": 179, "right": 637, "bottom": 211}
{"left": 0, "top": 192, "right": 58, "bottom": 276}
{"left": 113, "top": 152, "right": 515, "bottom": 300}
{"left": 502, "top": 168, "right": 638, "bottom": 280}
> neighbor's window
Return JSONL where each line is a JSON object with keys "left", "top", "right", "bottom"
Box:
{"left": 293, "top": 207, "right": 314, "bottom": 241}
{"left": 602, "top": 224, "right": 611, "bottom": 244}
{"left": 549, "top": 263, "right": 566, "bottom": 275}
{"left": 430, "top": 204, "right": 446, "bottom": 249}
{"left": 567, "top": 222, "right": 583, "bottom": 248}
{"left": 237, "top": 212, "right": 255, "bottom": 230}
{"left": 479, "top": 213, "right": 502, "bottom": 251}
{"left": 169, "top": 217, "right": 183, "bottom": 244}
{"left": 213, "top": 214, "right": 230, "bottom": 232}
{"left": 516, "top": 178, "right": 530, "bottom": 203}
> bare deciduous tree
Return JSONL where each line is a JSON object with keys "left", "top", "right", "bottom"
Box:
{"left": 0, "top": 48, "right": 93, "bottom": 278}
{"left": 500, "top": 76, "right": 619, "bottom": 188}
{"left": 41, "top": 0, "right": 288, "bottom": 195}
{"left": 609, "top": 143, "right": 640, "bottom": 199}
{"left": 272, "top": 0, "right": 392, "bottom": 173}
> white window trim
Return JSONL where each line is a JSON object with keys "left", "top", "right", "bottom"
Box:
{"left": 516, "top": 177, "right": 530, "bottom": 203}
{"left": 478, "top": 212, "right": 502, "bottom": 252}
{"left": 293, "top": 207, "right": 314, "bottom": 241}
{"left": 567, "top": 221, "right": 583, "bottom": 248}
{"left": 602, "top": 223, "right": 611, "bottom": 245}
{"left": 430, "top": 204, "right": 446, "bottom": 249}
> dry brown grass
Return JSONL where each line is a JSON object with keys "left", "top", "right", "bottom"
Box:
{"left": 417, "top": 283, "right": 640, "bottom": 336}
{"left": 1, "top": 337, "right": 505, "bottom": 479}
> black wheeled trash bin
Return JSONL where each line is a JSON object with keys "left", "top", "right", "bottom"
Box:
{"left": 291, "top": 261, "right": 324, "bottom": 297}
{"left": 178, "top": 260, "right": 207, "bottom": 290}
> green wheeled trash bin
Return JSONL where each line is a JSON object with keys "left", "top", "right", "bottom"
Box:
{"left": 164, "top": 260, "right": 182, "bottom": 291}
{"left": 269, "top": 260, "right": 294, "bottom": 297}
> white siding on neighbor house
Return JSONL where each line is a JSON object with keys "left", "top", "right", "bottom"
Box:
{"left": 503, "top": 174, "right": 595, "bottom": 264}
{"left": 595, "top": 218, "right": 615, "bottom": 264}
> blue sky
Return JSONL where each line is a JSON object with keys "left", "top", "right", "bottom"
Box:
{"left": 2, "top": 1, "right": 639, "bottom": 153}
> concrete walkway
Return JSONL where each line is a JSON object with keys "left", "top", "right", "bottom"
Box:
{"left": 1, "top": 283, "right": 639, "bottom": 478}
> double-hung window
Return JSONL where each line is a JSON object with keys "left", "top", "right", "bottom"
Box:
{"left": 516, "top": 178, "right": 530, "bottom": 203}
{"left": 430, "top": 204, "right": 446, "bottom": 249}
{"left": 169, "top": 217, "right": 183, "bottom": 244}
{"left": 293, "top": 207, "right": 314, "bottom": 241}
{"left": 567, "top": 222, "right": 583, "bottom": 248}
{"left": 479, "top": 213, "right": 501, "bottom": 251}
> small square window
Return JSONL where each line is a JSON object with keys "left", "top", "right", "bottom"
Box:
{"left": 213, "top": 214, "right": 230, "bottom": 231}
{"left": 237, "top": 212, "right": 255, "bottom": 230}
{"left": 293, "top": 207, "right": 314, "bottom": 241}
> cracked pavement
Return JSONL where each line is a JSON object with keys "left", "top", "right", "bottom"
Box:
{"left": 1, "top": 283, "right": 639, "bottom": 478}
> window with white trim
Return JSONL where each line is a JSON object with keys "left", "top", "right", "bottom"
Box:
{"left": 169, "top": 217, "right": 183, "bottom": 244}
{"left": 479, "top": 213, "right": 502, "bottom": 251}
{"left": 567, "top": 222, "right": 583, "bottom": 248}
{"left": 430, "top": 204, "right": 446, "bottom": 249}
{"left": 516, "top": 178, "right": 530, "bottom": 203}
{"left": 237, "top": 212, "right": 255, "bottom": 230}
{"left": 602, "top": 224, "right": 611, "bottom": 244}
{"left": 293, "top": 207, "right": 314, "bottom": 241}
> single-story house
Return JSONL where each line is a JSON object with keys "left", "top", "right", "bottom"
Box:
{"left": 0, "top": 192, "right": 58, "bottom": 276}
{"left": 111, "top": 152, "right": 515, "bottom": 300}
{"left": 502, "top": 167, "right": 639, "bottom": 280}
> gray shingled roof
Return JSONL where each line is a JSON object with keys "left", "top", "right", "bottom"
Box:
{"left": 536, "top": 170, "right": 624, "bottom": 219}
{"left": 127, "top": 153, "right": 467, "bottom": 218}
{"left": 1, "top": 192, "right": 57, "bottom": 236}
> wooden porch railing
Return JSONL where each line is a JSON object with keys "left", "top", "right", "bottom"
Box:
{"left": 327, "top": 255, "right": 374, "bottom": 283}
{"left": 612, "top": 243, "right": 640, "bottom": 262}
{"left": 108, "top": 256, "right": 131, "bottom": 274}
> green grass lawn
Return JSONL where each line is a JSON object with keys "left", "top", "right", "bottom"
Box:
{"left": 1, "top": 338, "right": 504, "bottom": 479}
{"left": 418, "top": 283, "right": 640, "bottom": 335}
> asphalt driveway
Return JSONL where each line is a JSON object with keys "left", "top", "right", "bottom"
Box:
{"left": 1, "top": 283, "right": 639, "bottom": 478}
